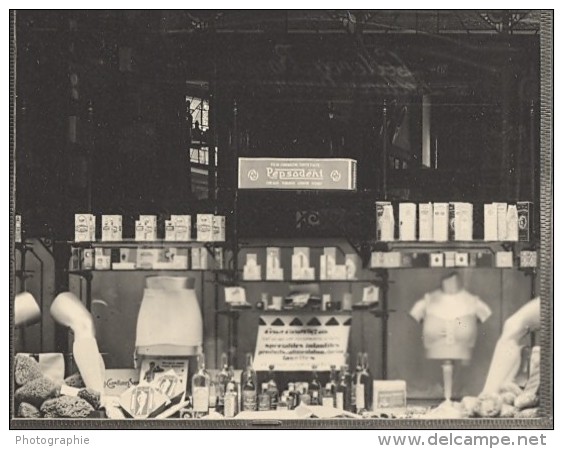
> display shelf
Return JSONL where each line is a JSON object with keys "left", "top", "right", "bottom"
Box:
{"left": 371, "top": 241, "right": 523, "bottom": 252}
{"left": 217, "top": 308, "right": 353, "bottom": 316}
{"left": 232, "top": 279, "right": 378, "bottom": 283}
{"left": 66, "top": 239, "right": 227, "bottom": 248}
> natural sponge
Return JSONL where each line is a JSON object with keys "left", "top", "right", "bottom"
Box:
{"left": 14, "top": 354, "right": 43, "bottom": 387}
{"left": 77, "top": 388, "right": 101, "bottom": 410}
{"left": 15, "top": 377, "right": 59, "bottom": 409}
{"left": 40, "top": 396, "right": 94, "bottom": 418}
{"left": 18, "top": 402, "right": 41, "bottom": 418}
{"left": 64, "top": 373, "right": 86, "bottom": 389}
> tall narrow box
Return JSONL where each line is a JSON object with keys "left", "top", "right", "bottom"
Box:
{"left": 135, "top": 220, "right": 145, "bottom": 241}
{"left": 171, "top": 215, "right": 191, "bottom": 241}
{"left": 433, "top": 203, "right": 449, "bottom": 242}
{"left": 139, "top": 215, "right": 157, "bottom": 241}
{"left": 197, "top": 214, "right": 214, "bottom": 242}
{"left": 418, "top": 203, "right": 433, "bottom": 241}
{"left": 506, "top": 205, "right": 519, "bottom": 242}
{"left": 453, "top": 202, "right": 473, "bottom": 241}
{"left": 495, "top": 203, "right": 508, "bottom": 241}
{"left": 324, "top": 247, "right": 337, "bottom": 279}
{"left": 517, "top": 202, "right": 533, "bottom": 242}
{"left": 484, "top": 204, "right": 498, "bottom": 241}
{"left": 212, "top": 215, "right": 226, "bottom": 242}
{"left": 75, "top": 214, "right": 94, "bottom": 242}
{"left": 164, "top": 220, "right": 175, "bottom": 241}
{"left": 399, "top": 203, "right": 417, "bottom": 241}
{"left": 266, "top": 247, "right": 283, "bottom": 280}
{"left": 376, "top": 201, "right": 395, "bottom": 241}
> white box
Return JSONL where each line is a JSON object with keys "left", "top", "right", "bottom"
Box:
{"left": 112, "top": 262, "right": 135, "bottom": 270}
{"left": 455, "top": 252, "right": 469, "bottom": 267}
{"left": 332, "top": 265, "right": 347, "bottom": 280}
{"left": 200, "top": 248, "right": 209, "bottom": 270}
{"left": 370, "top": 252, "right": 385, "bottom": 268}
{"left": 383, "top": 252, "right": 402, "bottom": 268}
{"left": 484, "top": 204, "right": 498, "bottom": 241}
{"left": 75, "top": 214, "right": 93, "bottom": 242}
{"left": 174, "top": 255, "right": 188, "bottom": 269}
{"left": 373, "top": 380, "right": 407, "bottom": 415}
{"left": 362, "top": 285, "right": 379, "bottom": 304}
{"left": 302, "top": 267, "right": 315, "bottom": 281}
{"left": 444, "top": 251, "right": 456, "bottom": 268}
{"left": 139, "top": 215, "right": 157, "bottom": 241}
{"left": 345, "top": 254, "right": 361, "bottom": 280}
{"left": 136, "top": 249, "right": 159, "bottom": 269}
{"left": 418, "top": 203, "right": 433, "bottom": 241}
{"left": 495, "top": 203, "right": 508, "bottom": 241}
{"left": 324, "top": 247, "right": 337, "bottom": 278}
{"left": 496, "top": 251, "right": 514, "bottom": 268}
{"left": 171, "top": 215, "right": 191, "bottom": 241}
{"left": 214, "top": 247, "right": 224, "bottom": 270}
{"left": 319, "top": 255, "right": 328, "bottom": 280}
{"left": 119, "top": 248, "right": 131, "bottom": 263}
{"left": 212, "top": 215, "right": 226, "bottom": 242}
{"left": 432, "top": 203, "right": 449, "bottom": 242}
{"left": 430, "top": 253, "right": 444, "bottom": 267}
{"left": 102, "top": 215, "right": 117, "bottom": 241}
{"left": 15, "top": 215, "right": 22, "bottom": 243}
{"left": 164, "top": 220, "right": 175, "bottom": 241}
{"left": 266, "top": 247, "right": 282, "bottom": 280}
{"left": 399, "top": 203, "right": 417, "bottom": 241}
{"left": 291, "top": 254, "right": 303, "bottom": 280}
{"left": 294, "top": 247, "right": 311, "bottom": 265}
{"left": 225, "top": 287, "right": 247, "bottom": 305}
{"left": 135, "top": 220, "right": 145, "bottom": 241}
{"left": 244, "top": 253, "right": 261, "bottom": 280}
{"left": 452, "top": 203, "right": 473, "bottom": 241}
{"left": 376, "top": 202, "right": 395, "bottom": 241}
{"left": 196, "top": 214, "right": 214, "bottom": 242}
{"left": 90, "top": 215, "right": 96, "bottom": 241}
{"left": 191, "top": 248, "right": 201, "bottom": 270}
{"left": 506, "top": 205, "right": 518, "bottom": 242}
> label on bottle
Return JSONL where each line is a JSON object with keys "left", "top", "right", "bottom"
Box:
{"left": 268, "top": 390, "right": 278, "bottom": 410}
{"left": 242, "top": 390, "right": 257, "bottom": 411}
{"left": 258, "top": 393, "right": 271, "bottom": 411}
{"left": 336, "top": 392, "right": 344, "bottom": 410}
{"left": 311, "top": 390, "right": 320, "bottom": 405}
{"left": 224, "top": 393, "right": 237, "bottom": 418}
{"left": 356, "top": 384, "right": 365, "bottom": 410}
{"left": 192, "top": 386, "right": 209, "bottom": 413}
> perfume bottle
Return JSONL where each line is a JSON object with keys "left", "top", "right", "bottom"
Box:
{"left": 266, "top": 364, "right": 279, "bottom": 410}
{"left": 241, "top": 353, "right": 257, "bottom": 411}
{"left": 224, "top": 372, "right": 239, "bottom": 418}
{"left": 322, "top": 383, "right": 335, "bottom": 407}
{"left": 355, "top": 352, "right": 373, "bottom": 413}
{"left": 309, "top": 365, "right": 322, "bottom": 405}
{"left": 215, "top": 353, "right": 230, "bottom": 415}
{"left": 191, "top": 353, "right": 211, "bottom": 417}
{"left": 258, "top": 383, "right": 271, "bottom": 411}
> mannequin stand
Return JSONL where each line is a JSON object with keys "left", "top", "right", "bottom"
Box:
{"left": 442, "top": 360, "right": 454, "bottom": 403}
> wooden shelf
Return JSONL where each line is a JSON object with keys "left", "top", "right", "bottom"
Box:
{"left": 66, "top": 240, "right": 227, "bottom": 248}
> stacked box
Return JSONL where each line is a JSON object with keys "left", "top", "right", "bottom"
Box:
{"left": 399, "top": 203, "right": 416, "bottom": 241}
{"left": 197, "top": 214, "right": 214, "bottom": 242}
{"left": 418, "top": 203, "right": 433, "bottom": 241}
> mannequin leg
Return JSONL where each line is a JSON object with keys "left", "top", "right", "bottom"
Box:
{"left": 50, "top": 292, "right": 106, "bottom": 394}
{"left": 15, "top": 292, "right": 41, "bottom": 327}
{"left": 481, "top": 298, "right": 540, "bottom": 395}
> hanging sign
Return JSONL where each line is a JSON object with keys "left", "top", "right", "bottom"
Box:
{"left": 253, "top": 314, "right": 351, "bottom": 371}
{"left": 238, "top": 158, "right": 357, "bottom": 191}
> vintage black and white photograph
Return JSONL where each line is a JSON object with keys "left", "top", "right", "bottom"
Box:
{"left": 9, "top": 9, "right": 553, "bottom": 430}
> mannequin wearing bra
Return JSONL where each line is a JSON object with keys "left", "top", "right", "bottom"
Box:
{"left": 410, "top": 272, "right": 491, "bottom": 403}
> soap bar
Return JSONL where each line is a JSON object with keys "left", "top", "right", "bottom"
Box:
{"left": 372, "top": 380, "right": 407, "bottom": 415}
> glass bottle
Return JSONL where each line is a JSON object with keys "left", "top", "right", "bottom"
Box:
{"left": 216, "top": 353, "right": 230, "bottom": 414}
{"left": 287, "top": 382, "right": 299, "bottom": 410}
{"left": 191, "top": 353, "right": 211, "bottom": 416}
{"left": 258, "top": 383, "right": 271, "bottom": 411}
{"left": 309, "top": 365, "right": 322, "bottom": 405}
{"left": 352, "top": 352, "right": 363, "bottom": 412}
{"left": 336, "top": 365, "right": 351, "bottom": 411}
{"left": 359, "top": 352, "right": 373, "bottom": 413}
{"left": 266, "top": 364, "right": 279, "bottom": 410}
{"left": 299, "top": 383, "right": 311, "bottom": 406}
{"left": 329, "top": 364, "right": 339, "bottom": 396}
{"left": 241, "top": 353, "right": 258, "bottom": 411}
{"left": 322, "top": 382, "right": 335, "bottom": 407}
{"left": 224, "top": 375, "right": 239, "bottom": 418}
{"left": 277, "top": 392, "right": 289, "bottom": 411}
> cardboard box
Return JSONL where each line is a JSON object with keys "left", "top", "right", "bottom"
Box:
{"left": 164, "top": 220, "right": 175, "bottom": 241}
{"left": 266, "top": 247, "right": 283, "bottom": 280}
{"left": 200, "top": 247, "right": 209, "bottom": 270}
{"left": 370, "top": 252, "right": 386, "bottom": 268}
{"left": 372, "top": 380, "right": 407, "bottom": 415}
{"left": 495, "top": 203, "right": 508, "bottom": 241}
{"left": 82, "top": 249, "right": 94, "bottom": 270}
{"left": 399, "top": 203, "right": 417, "bottom": 241}
{"left": 430, "top": 253, "right": 444, "bottom": 267}
{"left": 191, "top": 248, "right": 201, "bottom": 270}
{"left": 319, "top": 255, "right": 328, "bottom": 281}
{"left": 171, "top": 215, "right": 191, "bottom": 241}
{"left": 418, "top": 203, "right": 433, "bottom": 241}
{"left": 453, "top": 202, "right": 473, "bottom": 241}
{"left": 376, "top": 202, "right": 395, "bottom": 241}
{"left": 484, "top": 204, "right": 498, "bottom": 241}
{"left": 331, "top": 265, "right": 347, "bottom": 280}
{"left": 472, "top": 252, "right": 494, "bottom": 268}
{"left": 444, "top": 251, "right": 456, "bottom": 268}
{"left": 135, "top": 220, "right": 145, "bottom": 241}
{"left": 212, "top": 215, "right": 226, "bottom": 242}
{"left": 196, "top": 214, "right": 214, "bottom": 242}
{"left": 139, "top": 215, "right": 157, "bottom": 241}
{"left": 136, "top": 249, "right": 159, "bottom": 269}
{"left": 362, "top": 285, "right": 379, "bottom": 304}
{"left": 95, "top": 248, "right": 111, "bottom": 270}
{"left": 324, "top": 247, "right": 337, "bottom": 279}
{"left": 75, "top": 214, "right": 94, "bottom": 242}
{"left": 383, "top": 252, "right": 402, "bottom": 268}
{"left": 243, "top": 253, "right": 261, "bottom": 280}
{"left": 455, "top": 252, "right": 469, "bottom": 267}
{"left": 101, "top": 216, "right": 113, "bottom": 242}
{"left": 496, "top": 251, "right": 514, "bottom": 268}
{"left": 214, "top": 247, "right": 224, "bottom": 270}
{"left": 520, "top": 250, "right": 537, "bottom": 268}
{"left": 517, "top": 202, "right": 533, "bottom": 242}
{"left": 225, "top": 286, "right": 247, "bottom": 305}
{"left": 506, "top": 205, "right": 519, "bottom": 242}
{"left": 433, "top": 203, "right": 449, "bottom": 242}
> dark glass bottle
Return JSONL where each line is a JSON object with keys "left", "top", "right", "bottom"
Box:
{"left": 266, "top": 364, "right": 279, "bottom": 410}
{"left": 329, "top": 364, "right": 339, "bottom": 396}
{"left": 191, "top": 353, "right": 211, "bottom": 417}
{"left": 287, "top": 382, "right": 299, "bottom": 410}
{"left": 215, "top": 353, "right": 230, "bottom": 414}
{"left": 358, "top": 352, "right": 373, "bottom": 413}
{"left": 336, "top": 365, "right": 352, "bottom": 411}
{"left": 352, "top": 352, "right": 363, "bottom": 412}
{"left": 309, "top": 365, "right": 322, "bottom": 405}
{"left": 241, "top": 353, "right": 257, "bottom": 411}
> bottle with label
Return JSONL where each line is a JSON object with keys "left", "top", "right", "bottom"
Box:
{"left": 322, "top": 383, "right": 335, "bottom": 407}
{"left": 258, "top": 383, "right": 271, "bottom": 411}
{"left": 336, "top": 365, "right": 351, "bottom": 411}
{"left": 241, "top": 353, "right": 258, "bottom": 411}
{"left": 191, "top": 353, "right": 211, "bottom": 417}
{"left": 215, "top": 353, "right": 230, "bottom": 414}
{"left": 299, "top": 383, "right": 311, "bottom": 406}
{"left": 329, "top": 364, "right": 339, "bottom": 396}
{"left": 309, "top": 365, "right": 322, "bottom": 405}
{"left": 224, "top": 376, "right": 239, "bottom": 418}
{"left": 351, "top": 352, "right": 362, "bottom": 412}
{"left": 356, "top": 352, "right": 373, "bottom": 413}
{"left": 266, "top": 364, "right": 279, "bottom": 410}
{"left": 287, "top": 383, "right": 299, "bottom": 410}
{"left": 277, "top": 393, "right": 289, "bottom": 411}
